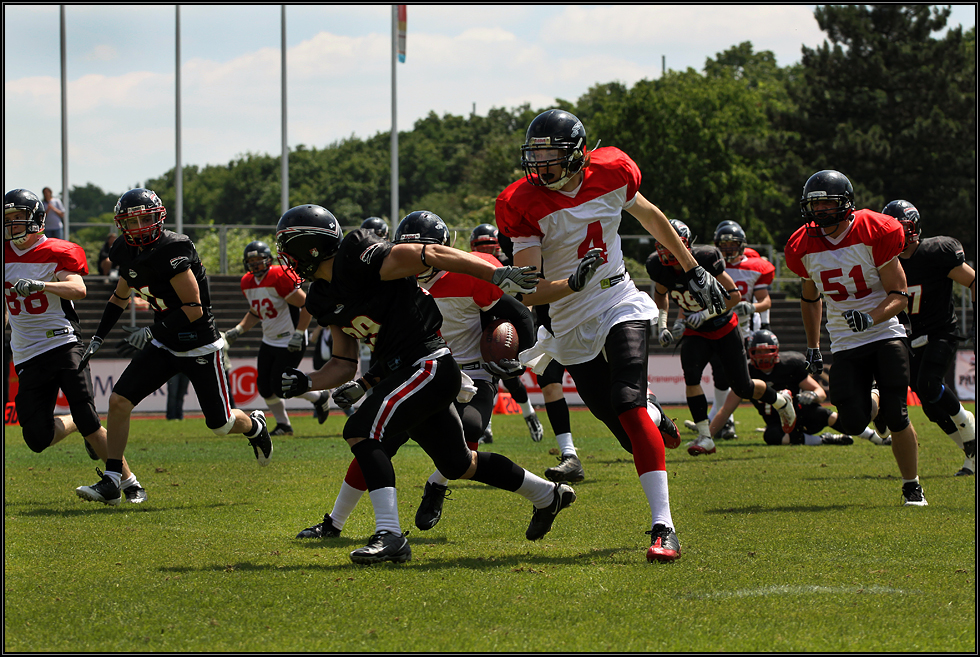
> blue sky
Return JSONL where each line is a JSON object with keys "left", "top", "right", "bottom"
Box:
{"left": 4, "top": 5, "right": 975, "bottom": 200}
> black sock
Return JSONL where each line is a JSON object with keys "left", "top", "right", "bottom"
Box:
{"left": 545, "top": 399, "right": 571, "bottom": 436}
{"left": 688, "top": 394, "right": 709, "bottom": 422}
{"left": 106, "top": 458, "right": 124, "bottom": 475}
{"left": 469, "top": 451, "right": 526, "bottom": 492}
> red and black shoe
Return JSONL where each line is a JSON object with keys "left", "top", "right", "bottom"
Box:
{"left": 646, "top": 524, "right": 681, "bottom": 563}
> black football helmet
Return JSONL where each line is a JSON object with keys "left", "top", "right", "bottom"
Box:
{"left": 747, "top": 329, "right": 780, "bottom": 370}
{"left": 360, "top": 216, "right": 389, "bottom": 239}
{"left": 713, "top": 221, "right": 746, "bottom": 266}
{"left": 655, "top": 219, "right": 693, "bottom": 267}
{"left": 242, "top": 240, "right": 273, "bottom": 276}
{"left": 521, "top": 109, "right": 591, "bottom": 190}
{"left": 799, "top": 170, "right": 855, "bottom": 236}
{"left": 114, "top": 188, "right": 166, "bottom": 246}
{"left": 275, "top": 205, "right": 344, "bottom": 282}
{"left": 4, "top": 188, "right": 46, "bottom": 246}
{"left": 394, "top": 211, "right": 450, "bottom": 282}
{"left": 470, "top": 223, "right": 500, "bottom": 254}
{"left": 880, "top": 199, "right": 920, "bottom": 248}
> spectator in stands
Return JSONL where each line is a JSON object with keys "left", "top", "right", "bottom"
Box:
{"left": 41, "top": 188, "right": 65, "bottom": 240}
{"left": 99, "top": 232, "right": 120, "bottom": 280}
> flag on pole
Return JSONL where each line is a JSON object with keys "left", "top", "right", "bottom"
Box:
{"left": 397, "top": 5, "right": 407, "bottom": 63}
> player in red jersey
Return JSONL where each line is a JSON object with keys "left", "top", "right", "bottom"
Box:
{"left": 785, "top": 170, "right": 926, "bottom": 506}
{"left": 4, "top": 188, "right": 142, "bottom": 500}
{"left": 223, "top": 241, "right": 330, "bottom": 436}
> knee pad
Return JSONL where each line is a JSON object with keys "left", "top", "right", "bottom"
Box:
{"left": 878, "top": 397, "right": 910, "bottom": 434}
{"left": 917, "top": 379, "right": 945, "bottom": 405}
{"left": 210, "top": 416, "right": 236, "bottom": 436}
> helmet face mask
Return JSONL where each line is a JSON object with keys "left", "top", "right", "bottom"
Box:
{"left": 655, "top": 219, "right": 692, "bottom": 267}
{"left": 521, "top": 109, "right": 589, "bottom": 190}
{"left": 4, "top": 188, "right": 46, "bottom": 246}
{"left": 243, "top": 240, "right": 273, "bottom": 276}
{"left": 275, "top": 205, "right": 344, "bottom": 283}
{"left": 800, "top": 170, "right": 855, "bottom": 237}
{"left": 713, "top": 222, "right": 746, "bottom": 266}
{"left": 394, "top": 211, "right": 450, "bottom": 282}
{"left": 747, "top": 329, "right": 780, "bottom": 370}
{"left": 115, "top": 188, "right": 166, "bottom": 246}
{"left": 880, "top": 200, "right": 920, "bottom": 249}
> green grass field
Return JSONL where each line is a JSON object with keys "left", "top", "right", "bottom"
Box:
{"left": 3, "top": 403, "right": 975, "bottom": 652}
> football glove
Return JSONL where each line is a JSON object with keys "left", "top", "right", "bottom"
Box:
{"left": 804, "top": 348, "right": 823, "bottom": 376}
{"left": 280, "top": 367, "right": 313, "bottom": 399}
{"left": 482, "top": 358, "right": 525, "bottom": 380}
{"left": 843, "top": 309, "right": 874, "bottom": 332}
{"left": 78, "top": 336, "right": 104, "bottom": 370}
{"left": 733, "top": 300, "right": 755, "bottom": 318}
{"left": 685, "top": 310, "right": 709, "bottom": 330}
{"left": 567, "top": 248, "right": 604, "bottom": 292}
{"left": 126, "top": 326, "right": 154, "bottom": 351}
{"left": 796, "top": 390, "right": 819, "bottom": 407}
{"left": 332, "top": 379, "right": 367, "bottom": 409}
{"left": 13, "top": 278, "right": 45, "bottom": 297}
{"left": 287, "top": 331, "right": 305, "bottom": 352}
{"left": 658, "top": 327, "right": 674, "bottom": 349}
{"left": 681, "top": 265, "right": 729, "bottom": 316}
{"left": 224, "top": 325, "right": 243, "bottom": 345}
{"left": 491, "top": 266, "right": 541, "bottom": 296}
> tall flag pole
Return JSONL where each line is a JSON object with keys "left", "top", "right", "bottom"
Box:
{"left": 175, "top": 5, "right": 183, "bottom": 234}
{"left": 281, "top": 5, "right": 288, "bottom": 215}
{"left": 390, "top": 5, "right": 406, "bottom": 234}
{"left": 59, "top": 6, "right": 69, "bottom": 238}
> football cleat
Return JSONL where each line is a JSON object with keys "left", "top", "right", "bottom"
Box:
{"left": 649, "top": 395, "right": 681, "bottom": 449}
{"left": 296, "top": 513, "right": 342, "bottom": 539}
{"left": 901, "top": 482, "right": 928, "bottom": 506}
{"left": 683, "top": 420, "right": 698, "bottom": 433}
{"left": 687, "top": 434, "right": 716, "bottom": 456}
{"left": 956, "top": 410, "right": 975, "bottom": 442}
{"left": 955, "top": 439, "right": 976, "bottom": 477}
{"left": 774, "top": 390, "right": 797, "bottom": 433}
{"left": 246, "top": 410, "right": 274, "bottom": 466}
{"left": 714, "top": 417, "right": 737, "bottom": 441}
{"left": 820, "top": 432, "right": 853, "bottom": 445}
{"left": 83, "top": 439, "right": 99, "bottom": 460}
{"left": 479, "top": 425, "right": 493, "bottom": 445}
{"left": 415, "top": 482, "right": 451, "bottom": 531}
{"left": 646, "top": 524, "right": 681, "bottom": 562}
{"left": 270, "top": 423, "right": 293, "bottom": 437}
{"left": 75, "top": 468, "right": 121, "bottom": 506}
{"left": 314, "top": 391, "right": 331, "bottom": 425}
{"left": 525, "top": 413, "right": 544, "bottom": 443}
{"left": 122, "top": 484, "right": 147, "bottom": 504}
{"left": 350, "top": 530, "right": 412, "bottom": 564}
{"left": 526, "top": 483, "right": 576, "bottom": 541}
{"left": 544, "top": 454, "right": 585, "bottom": 483}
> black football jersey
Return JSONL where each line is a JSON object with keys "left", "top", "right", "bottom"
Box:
{"left": 645, "top": 244, "right": 732, "bottom": 332}
{"left": 748, "top": 350, "right": 809, "bottom": 423}
{"left": 899, "top": 236, "right": 966, "bottom": 339}
{"left": 305, "top": 229, "right": 446, "bottom": 371}
{"left": 109, "top": 230, "right": 218, "bottom": 351}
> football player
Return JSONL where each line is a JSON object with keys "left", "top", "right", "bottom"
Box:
{"left": 885, "top": 200, "right": 976, "bottom": 476}
{"left": 469, "top": 223, "right": 546, "bottom": 445}
{"left": 4, "top": 188, "right": 141, "bottom": 500}
{"left": 74, "top": 189, "right": 274, "bottom": 506}
{"left": 275, "top": 204, "right": 574, "bottom": 564}
{"left": 222, "top": 240, "right": 330, "bottom": 436}
{"left": 360, "top": 216, "right": 389, "bottom": 240}
{"left": 647, "top": 219, "right": 796, "bottom": 457}
{"left": 496, "top": 109, "right": 720, "bottom": 562}
{"left": 785, "top": 170, "right": 926, "bottom": 506}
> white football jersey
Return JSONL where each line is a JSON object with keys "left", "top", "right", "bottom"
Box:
{"left": 240, "top": 265, "right": 301, "bottom": 348}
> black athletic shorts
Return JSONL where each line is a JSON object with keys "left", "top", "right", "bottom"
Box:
{"left": 257, "top": 341, "right": 305, "bottom": 400}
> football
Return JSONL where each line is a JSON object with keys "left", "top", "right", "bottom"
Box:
{"left": 480, "top": 319, "right": 519, "bottom": 364}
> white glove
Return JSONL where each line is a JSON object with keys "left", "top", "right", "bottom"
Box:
{"left": 287, "top": 331, "right": 305, "bottom": 352}
{"left": 224, "top": 326, "right": 243, "bottom": 345}
{"left": 491, "top": 266, "right": 541, "bottom": 296}
{"left": 685, "top": 310, "right": 709, "bottom": 330}
{"left": 79, "top": 337, "right": 104, "bottom": 370}
{"left": 658, "top": 328, "right": 674, "bottom": 349}
{"left": 457, "top": 371, "right": 477, "bottom": 404}
{"left": 671, "top": 318, "right": 686, "bottom": 336}
{"left": 126, "top": 326, "right": 154, "bottom": 351}
{"left": 733, "top": 300, "right": 755, "bottom": 318}
{"left": 13, "top": 279, "right": 45, "bottom": 297}
{"left": 333, "top": 379, "right": 367, "bottom": 409}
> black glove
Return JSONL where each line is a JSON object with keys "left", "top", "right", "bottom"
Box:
{"left": 332, "top": 379, "right": 367, "bottom": 409}
{"left": 116, "top": 326, "right": 142, "bottom": 357}
{"left": 805, "top": 348, "right": 823, "bottom": 376}
{"left": 280, "top": 367, "right": 312, "bottom": 398}
{"left": 681, "top": 266, "right": 729, "bottom": 316}
{"left": 843, "top": 309, "right": 874, "bottom": 332}
{"left": 491, "top": 266, "right": 542, "bottom": 295}
{"left": 125, "top": 326, "right": 154, "bottom": 351}
{"left": 796, "top": 390, "right": 819, "bottom": 407}
{"left": 78, "top": 337, "right": 103, "bottom": 370}
{"left": 482, "top": 358, "right": 525, "bottom": 380}
{"left": 567, "top": 248, "right": 604, "bottom": 292}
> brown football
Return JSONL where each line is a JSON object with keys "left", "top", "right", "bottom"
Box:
{"left": 480, "top": 319, "right": 519, "bottom": 364}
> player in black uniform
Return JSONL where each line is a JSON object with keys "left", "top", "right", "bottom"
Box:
{"left": 471, "top": 224, "right": 545, "bottom": 445}
{"left": 646, "top": 219, "right": 796, "bottom": 456}
{"left": 884, "top": 200, "right": 977, "bottom": 476}
{"left": 74, "top": 189, "right": 273, "bottom": 506}
{"left": 275, "top": 205, "right": 575, "bottom": 564}
{"left": 706, "top": 330, "right": 882, "bottom": 446}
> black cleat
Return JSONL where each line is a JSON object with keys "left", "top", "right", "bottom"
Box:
{"left": 525, "top": 414, "right": 544, "bottom": 442}
{"left": 350, "top": 531, "right": 412, "bottom": 564}
{"left": 83, "top": 439, "right": 99, "bottom": 460}
{"left": 820, "top": 432, "right": 853, "bottom": 445}
{"left": 247, "top": 410, "right": 274, "bottom": 466}
{"left": 296, "top": 513, "right": 342, "bottom": 539}
{"left": 901, "top": 482, "right": 928, "bottom": 507}
{"left": 714, "top": 417, "right": 737, "bottom": 441}
{"left": 314, "top": 391, "right": 331, "bottom": 425}
{"left": 646, "top": 524, "right": 681, "bottom": 562}
{"left": 122, "top": 484, "right": 147, "bottom": 504}
{"left": 75, "top": 468, "right": 121, "bottom": 506}
{"left": 270, "top": 423, "right": 293, "bottom": 437}
{"left": 479, "top": 425, "right": 493, "bottom": 445}
{"left": 526, "top": 483, "right": 576, "bottom": 541}
{"left": 650, "top": 395, "right": 681, "bottom": 449}
{"left": 956, "top": 439, "right": 976, "bottom": 476}
{"left": 415, "top": 482, "right": 451, "bottom": 531}
{"left": 544, "top": 454, "right": 585, "bottom": 483}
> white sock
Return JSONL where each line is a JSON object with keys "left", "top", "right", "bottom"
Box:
{"left": 902, "top": 476, "right": 920, "bottom": 485}
{"left": 708, "top": 387, "right": 728, "bottom": 421}
{"left": 953, "top": 406, "right": 974, "bottom": 441}
{"left": 639, "top": 470, "right": 673, "bottom": 529}
{"left": 428, "top": 470, "right": 449, "bottom": 487}
{"left": 555, "top": 433, "right": 577, "bottom": 456}
{"left": 103, "top": 470, "right": 122, "bottom": 487}
{"left": 265, "top": 398, "right": 290, "bottom": 426}
{"left": 300, "top": 390, "right": 321, "bottom": 403}
{"left": 696, "top": 419, "right": 710, "bottom": 437}
{"left": 516, "top": 471, "right": 560, "bottom": 508}
{"left": 330, "top": 481, "right": 365, "bottom": 529}
{"left": 118, "top": 473, "right": 140, "bottom": 489}
{"left": 368, "top": 487, "right": 401, "bottom": 534}
{"left": 857, "top": 427, "right": 877, "bottom": 441}
{"left": 946, "top": 430, "right": 965, "bottom": 449}
{"left": 803, "top": 433, "right": 823, "bottom": 446}
{"left": 519, "top": 401, "right": 534, "bottom": 417}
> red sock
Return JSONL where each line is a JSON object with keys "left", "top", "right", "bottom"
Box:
{"left": 466, "top": 441, "right": 479, "bottom": 451}
{"left": 619, "top": 406, "right": 666, "bottom": 475}
{"left": 343, "top": 458, "right": 367, "bottom": 491}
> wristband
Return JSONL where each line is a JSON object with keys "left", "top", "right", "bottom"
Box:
{"left": 331, "top": 354, "right": 358, "bottom": 364}
{"left": 802, "top": 295, "right": 820, "bottom": 303}
{"left": 888, "top": 290, "right": 910, "bottom": 299}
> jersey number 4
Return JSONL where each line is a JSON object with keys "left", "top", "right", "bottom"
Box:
{"left": 4, "top": 282, "right": 49, "bottom": 315}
